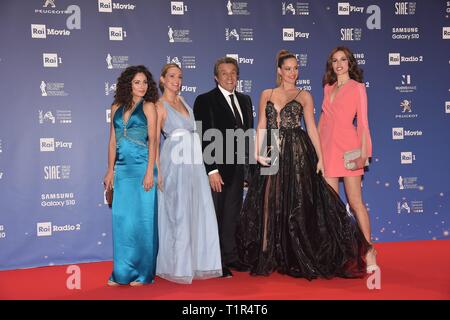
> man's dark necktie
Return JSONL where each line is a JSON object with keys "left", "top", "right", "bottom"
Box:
{"left": 229, "top": 94, "right": 243, "bottom": 128}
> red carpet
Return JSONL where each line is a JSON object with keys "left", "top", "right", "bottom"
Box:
{"left": 1, "top": 240, "right": 449, "bottom": 300}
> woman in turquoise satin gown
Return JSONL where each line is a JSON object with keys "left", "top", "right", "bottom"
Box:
{"left": 155, "top": 63, "right": 222, "bottom": 284}
{"left": 103, "top": 65, "right": 159, "bottom": 286}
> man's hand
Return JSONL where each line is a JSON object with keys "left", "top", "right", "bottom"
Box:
{"left": 209, "top": 172, "right": 225, "bottom": 192}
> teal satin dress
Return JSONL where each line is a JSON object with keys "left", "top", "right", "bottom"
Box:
{"left": 110, "top": 100, "right": 158, "bottom": 285}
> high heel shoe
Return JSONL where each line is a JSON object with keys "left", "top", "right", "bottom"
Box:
{"left": 366, "top": 247, "right": 379, "bottom": 273}
{"left": 107, "top": 280, "right": 120, "bottom": 286}
{"left": 129, "top": 281, "right": 144, "bottom": 287}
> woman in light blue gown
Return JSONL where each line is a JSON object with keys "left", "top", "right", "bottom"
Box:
{"left": 103, "top": 65, "right": 159, "bottom": 286}
{"left": 155, "top": 63, "right": 222, "bottom": 284}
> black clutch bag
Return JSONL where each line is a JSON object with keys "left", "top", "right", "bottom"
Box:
{"left": 105, "top": 188, "right": 113, "bottom": 208}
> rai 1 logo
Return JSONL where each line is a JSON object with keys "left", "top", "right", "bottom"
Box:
{"left": 171, "top": 1, "right": 187, "bottom": 15}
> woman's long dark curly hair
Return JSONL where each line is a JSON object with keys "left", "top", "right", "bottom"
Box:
{"left": 113, "top": 65, "right": 159, "bottom": 111}
{"left": 322, "top": 46, "right": 364, "bottom": 87}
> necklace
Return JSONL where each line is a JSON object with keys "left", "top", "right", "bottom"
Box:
{"left": 337, "top": 79, "right": 350, "bottom": 88}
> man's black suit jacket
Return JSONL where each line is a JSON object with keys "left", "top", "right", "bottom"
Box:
{"left": 193, "top": 87, "right": 254, "bottom": 185}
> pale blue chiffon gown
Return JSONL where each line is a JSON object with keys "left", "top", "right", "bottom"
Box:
{"left": 156, "top": 98, "right": 222, "bottom": 284}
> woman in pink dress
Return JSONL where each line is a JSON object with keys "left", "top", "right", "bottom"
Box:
{"left": 318, "top": 46, "right": 378, "bottom": 272}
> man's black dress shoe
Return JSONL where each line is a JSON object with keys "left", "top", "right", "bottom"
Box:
{"left": 227, "top": 261, "right": 250, "bottom": 272}
{"left": 221, "top": 267, "right": 233, "bottom": 278}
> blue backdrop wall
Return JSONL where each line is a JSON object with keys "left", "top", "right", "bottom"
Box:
{"left": 0, "top": 0, "right": 449, "bottom": 270}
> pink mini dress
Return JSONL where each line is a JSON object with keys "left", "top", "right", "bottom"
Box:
{"left": 319, "top": 79, "right": 372, "bottom": 178}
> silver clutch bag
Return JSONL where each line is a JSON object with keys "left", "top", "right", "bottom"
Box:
{"left": 344, "top": 149, "right": 369, "bottom": 170}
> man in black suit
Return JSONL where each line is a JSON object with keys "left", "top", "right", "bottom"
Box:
{"left": 193, "top": 57, "right": 253, "bottom": 277}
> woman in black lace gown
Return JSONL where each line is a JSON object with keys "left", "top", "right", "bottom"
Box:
{"left": 236, "top": 50, "right": 369, "bottom": 280}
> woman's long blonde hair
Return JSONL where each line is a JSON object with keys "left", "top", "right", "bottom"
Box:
{"left": 159, "top": 63, "right": 182, "bottom": 93}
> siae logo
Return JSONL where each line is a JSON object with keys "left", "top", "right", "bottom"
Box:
{"left": 43, "top": 165, "right": 71, "bottom": 180}
{"left": 43, "top": 53, "right": 62, "bottom": 67}
{"left": 171, "top": 1, "right": 187, "bottom": 15}
{"left": 340, "top": 28, "right": 362, "bottom": 41}
{"left": 394, "top": 2, "right": 416, "bottom": 15}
